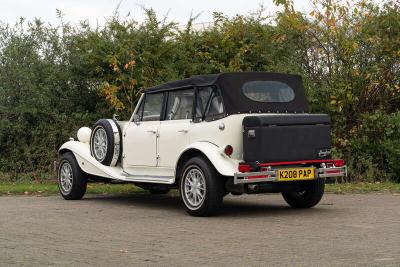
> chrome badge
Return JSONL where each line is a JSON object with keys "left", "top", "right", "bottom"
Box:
{"left": 247, "top": 129, "right": 256, "bottom": 138}
{"left": 318, "top": 149, "right": 331, "bottom": 158}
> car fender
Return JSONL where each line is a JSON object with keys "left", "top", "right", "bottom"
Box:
{"left": 58, "top": 141, "right": 116, "bottom": 179}
{"left": 176, "top": 142, "right": 238, "bottom": 177}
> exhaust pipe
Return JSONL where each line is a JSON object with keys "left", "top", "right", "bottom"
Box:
{"left": 248, "top": 184, "right": 259, "bottom": 191}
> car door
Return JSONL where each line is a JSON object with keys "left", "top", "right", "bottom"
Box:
{"left": 123, "top": 92, "right": 164, "bottom": 168}
{"left": 158, "top": 88, "right": 195, "bottom": 168}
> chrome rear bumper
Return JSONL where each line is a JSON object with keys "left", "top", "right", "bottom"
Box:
{"left": 233, "top": 166, "right": 347, "bottom": 184}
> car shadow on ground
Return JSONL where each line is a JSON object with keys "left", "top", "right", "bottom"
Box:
{"left": 83, "top": 193, "right": 332, "bottom": 218}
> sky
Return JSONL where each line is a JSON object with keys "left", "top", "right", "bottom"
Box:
{"left": 0, "top": 0, "right": 313, "bottom": 26}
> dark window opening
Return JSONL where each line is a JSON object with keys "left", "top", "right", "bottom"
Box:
{"left": 195, "top": 86, "right": 225, "bottom": 121}
{"left": 141, "top": 93, "right": 164, "bottom": 121}
{"left": 166, "top": 89, "right": 195, "bottom": 120}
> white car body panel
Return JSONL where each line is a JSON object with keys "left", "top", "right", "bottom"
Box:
{"left": 177, "top": 141, "right": 240, "bottom": 176}
{"left": 189, "top": 114, "right": 247, "bottom": 160}
{"left": 123, "top": 121, "right": 159, "bottom": 167}
{"left": 59, "top": 141, "right": 174, "bottom": 184}
{"left": 158, "top": 119, "right": 191, "bottom": 167}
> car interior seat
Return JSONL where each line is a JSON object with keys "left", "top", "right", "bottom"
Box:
{"left": 209, "top": 95, "right": 223, "bottom": 115}
{"left": 175, "top": 96, "right": 193, "bottom": 119}
{"left": 168, "top": 97, "right": 181, "bottom": 120}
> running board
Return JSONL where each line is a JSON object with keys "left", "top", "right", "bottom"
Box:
{"left": 119, "top": 172, "right": 175, "bottom": 184}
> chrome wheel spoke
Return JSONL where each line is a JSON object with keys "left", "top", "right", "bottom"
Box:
{"left": 93, "top": 128, "right": 107, "bottom": 161}
{"left": 183, "top": 167, "right": 206, "bottom": 209}
{"left": 59, "top": 162, "right": 73, "bottom": 194}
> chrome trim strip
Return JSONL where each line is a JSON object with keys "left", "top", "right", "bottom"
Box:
{"left": 234, "top": 171, "right": 277, "bottom": 184}
{"left": 121, "top": 172, "right": 174, "bottom": 180}
{"left": 120, "top": 173, "right": 174, "bottom": 183}
{"left": 107, "top": 119, "right": 121, "bottom": 167}
{"left": 317, "top": 166, "right": 347, "bottom": 178}
{"left": 234, "top": 166, "right": 347, "bottom": 184}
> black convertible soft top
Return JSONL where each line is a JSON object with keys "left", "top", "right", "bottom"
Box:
{"left": 145, "top": 72, "right": 309, "bottom": 114}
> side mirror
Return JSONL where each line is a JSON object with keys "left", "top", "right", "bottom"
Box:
{"left": 133, "top": 114, "right": 140, "bottom": 125}
{"left": 113, "top": 113, "right": 119, "bottom": 121}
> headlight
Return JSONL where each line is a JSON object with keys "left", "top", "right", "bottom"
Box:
{"left": 77, "top": 127, "right": 92, "bottom": 143}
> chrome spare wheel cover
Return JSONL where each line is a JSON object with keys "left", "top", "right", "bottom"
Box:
{"left": 59, "top": 161, "right": 73, "bottom": 194}
{"left": 107, "top": 119, "right": 121, "bottom": 166}
{"left": 93, "top": 127, "right": 108, "bottom": 161}
{"left": 183, "top": 167, "right": 206, "bottom": 209}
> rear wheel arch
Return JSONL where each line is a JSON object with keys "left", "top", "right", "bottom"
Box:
{"left": 175, "top": 148, "right": 222, "bottom": 186}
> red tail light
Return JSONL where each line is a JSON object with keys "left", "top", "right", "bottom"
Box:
{"left": 238, "top": 164, "right": 252, "bottom": 173}
{"left": 333, "top": 159, "right": 345, "bottom": 167}
{"left": 325, "top": 169, "right": 342, "bottom": 174}
{"left": 224, "top": 145, "right": 233, "bottom": 157}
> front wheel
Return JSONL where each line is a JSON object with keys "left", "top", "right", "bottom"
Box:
{"left": 180, "top": 157, "right": 224, "bottom": 216}
{"left": 281, "top": 178, "right": 325, "bottom": 208}
{"left": 58, "top": 152, "right": 87, "bottom": 200}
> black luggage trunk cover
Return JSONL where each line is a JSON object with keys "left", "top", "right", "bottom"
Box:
{"left": 243, "top": 114, "right": 331, "bottom": 163}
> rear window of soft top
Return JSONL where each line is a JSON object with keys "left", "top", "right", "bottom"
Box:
{"left": 242, "top": 81, "right": 295, "bottom": 103}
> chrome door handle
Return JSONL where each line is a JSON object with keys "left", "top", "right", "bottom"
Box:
{"left": 178, "top": 130, "right": 188, "bottom": 133}
{"left": 147, "top": 130, "right": 157, "bottom": 134}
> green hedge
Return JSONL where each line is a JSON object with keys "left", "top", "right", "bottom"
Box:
{"left": 0, "top": 1, "right": 399, "bottom": 182}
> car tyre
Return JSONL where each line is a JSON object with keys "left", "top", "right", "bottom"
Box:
{"left": 58, "top": 152, "right": 87, "bottom": 200}
{"left": 281, "top": 178, "right": 325, "bottom": 208}
{"left": 90, "top": 119, "right": 122, "bottom": 166}
{"left": 180, "top": 157, "right": 224, "bottom": 216}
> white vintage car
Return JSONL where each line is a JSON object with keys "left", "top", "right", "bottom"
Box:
{"left": 57, "top": 72, "right": 346, "bottom": 216}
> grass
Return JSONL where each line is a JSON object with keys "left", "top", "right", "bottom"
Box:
{"left": 0, "top": 182, "right": 145, "bottom": 196}
{"left": 0, "top": 181, "right": 399, "bottom": 196}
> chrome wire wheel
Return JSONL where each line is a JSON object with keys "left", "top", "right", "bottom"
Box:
{"left": 182, "top": 166, "right": 206, "bottom": 210}
{"left": 59, "top": 161, "right": 73, "bottom": 194}
{"left": 93, "top": 127, "right": 108, "bottom": 161}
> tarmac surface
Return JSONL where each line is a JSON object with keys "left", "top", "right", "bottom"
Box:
{"left": 0, "top": 193, "right": 399, "bottom": 266}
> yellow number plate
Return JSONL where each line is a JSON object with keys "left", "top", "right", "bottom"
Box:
{"left": 277, "top": 168, "right": 315, "bottom": 181}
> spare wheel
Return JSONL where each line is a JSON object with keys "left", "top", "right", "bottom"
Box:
{"left": 90, "top": 119, "right": 122, "bottom": 166}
